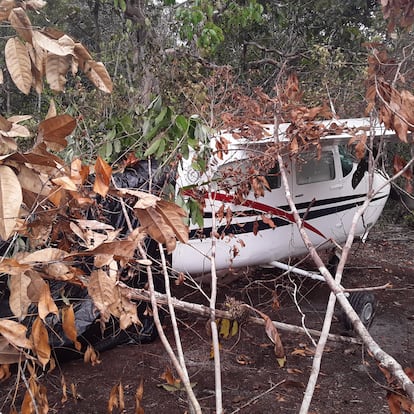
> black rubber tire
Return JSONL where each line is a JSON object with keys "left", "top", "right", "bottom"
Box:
{"left": 341, "top": 291, "right": 376, "bottom": 331}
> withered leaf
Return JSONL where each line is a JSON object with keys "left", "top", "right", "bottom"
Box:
{"left": 83, "top": 60, "right": 113, "bottom": 94}
{"left": 9, "top": 272, "right": 32, "bottom": 319}
{"left": 51, "top": 175, "right": 78, "bottom": 191}
{"left": 0, "top": 114, "right": 12, "bottom": 132}
{"left": 32, "top": 30, "right": 74, "bottom": 56}
{"left": 0, "top": 319, "right": 32, "bottom": 349}
{"left": 30, "top": 317, "right": 51, "bottom": 369}
{"left": 88, "top": 269, "right": 117, "bottom": 323}
{"left": 5, "top": 37, "right": 32, "bottom": 94}
{"left": 37, "top": 282, "right": 59, "bottom": 321}
{"left": 0, "top": 337, "right": 26, "bottom": 364}
{"left": 108, "top": 382, "right": 125, "bottom": 413}
{"left": 20, "top": 247, "right": 68, "bottom": 264}
{"left": 264, "top": 315, "right": 285, "bottom": 363}
{"left": 9, "top": 7, "right": 33, "bottom": 44}
{"left": 62, "top": 305, "right": 82, "bottom": 351}
{"left": 134, "top": 206, "right": 177, "bottom": 253}
{"left": 46, "top": 53, "right": 70, "bottom": 93}
{"left": 38, "top": 114, "right": 76, "bottom": 151}
{"left": 135, "top": 378, "right": 145, "bottom": 414}
{"left": 0, "top": 363, "right": 11, "bottom": 381}
{"left": 93, "top": 156, "right": 112, "bottom": 197}
{"left": 84, "top": 345, "right": 101, "bottom": 366}
{"left": 0, "top": 165, "right": 23, "bottom": 240}
{"left": 262, "top": 214, "right": 276, "bottom": 228}
{"left": 155, "top": 199, "right": 189, "bottom": 244}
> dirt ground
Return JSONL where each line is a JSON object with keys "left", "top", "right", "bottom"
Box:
{"left": 1, "top": 222, "right": 414, "bottom": 414}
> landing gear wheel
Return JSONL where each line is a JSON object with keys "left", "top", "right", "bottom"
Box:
{"left": 341, "top": 292, "right": 376, "bottom": 331}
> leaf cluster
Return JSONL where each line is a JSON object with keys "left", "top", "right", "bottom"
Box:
{"left": 1, "top": 1, "right": 112, "bottom": 96}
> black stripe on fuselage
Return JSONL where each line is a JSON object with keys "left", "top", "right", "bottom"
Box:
{"left": 189, "top": 193, "right": 388, "bottom": 239}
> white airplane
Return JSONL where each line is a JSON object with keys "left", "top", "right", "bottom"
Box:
{"left": 171, "top": 117, "right": 397, "bottom": 327}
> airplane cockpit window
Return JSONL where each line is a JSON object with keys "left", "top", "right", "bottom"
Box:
{"left": 338, "top": 145, "right": 355, "bottom": 177}
{"left": 296, "top": 151, "right": 335, "bottom": 185}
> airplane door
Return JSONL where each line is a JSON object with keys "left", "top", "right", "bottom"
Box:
{"left": 291, "top": 146, "right": 345, "bottom": 246}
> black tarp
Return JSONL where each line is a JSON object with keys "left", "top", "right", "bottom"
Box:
{"left": 0, "top": 160, "right": 169, "bottom": 360}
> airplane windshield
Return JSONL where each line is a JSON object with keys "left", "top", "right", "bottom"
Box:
{"left": 338, "top": 145, "right": 355, "bottom": 177}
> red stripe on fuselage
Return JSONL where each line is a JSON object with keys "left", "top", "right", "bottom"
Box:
{"left": 184, "top": 190, "right": 327, "bottom": 239}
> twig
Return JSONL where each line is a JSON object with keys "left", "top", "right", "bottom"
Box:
{"left": 207, "top": 191, "right": 224, "bottom": 414}
{"left": 138, "top": 243, "right": 202, "bottom": 414}
{"left": 343, "top": 283, "right": 392, "bottom": 293}
{"left": 120, "top": 283, "right": 362, "bottom": 344}
{"left": 288, "top": 274, "right": 317, "bottom": 347}
{"left": 158, "top": 242, "right": 196, "bottom": 413}
{"left": 118, "top": 196, "right": 201, "bottom": 413}
{"left": 229, "top": 379, "right": 286, "bottom": 414}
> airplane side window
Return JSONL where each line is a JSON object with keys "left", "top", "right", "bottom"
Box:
{"left": 265, "top": 163, "right": 281, "bottom": 189}
{"left": 214, "top": 159, "right": 281, "bottom": 190}
{"left": 338, "top": 145, "right": 355, "bottom": 177}
{"left": 296, "top": 151, "right": 335, "bottom": 185}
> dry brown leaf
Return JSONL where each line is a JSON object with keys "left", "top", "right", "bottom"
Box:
{"left": 5, "top": 37, "right": 32, "bottom": 94}
{"left": 134, "top": 207, "right": 176, "bottom": 253}
{"left": 2, "top": 122, "right": 31, "bottom": 138}
{"left": 135, "top": 378, "right": 145, "bottom": 414}
{"left": 88, "top": 269, "right": 117, "bottom": 323}
{"left": 9, "top": 7, "right": 33, "bottom": 44}
{"left": 0, "top": 337, "right": 26, "bottom": 364}
{"left": 25, "top": 270, "right": 46, "bottom": 302}
{"left": 132, "top": 192, "right": 160, "bottom": 208}
{"left": 32, "top": 30, "right": 74, "bottom": 56}
{"left": 37, "top": 282, "right": 59, "bottom": 320}
{"left": 0, "top": 165, "right": 23, "bottom": 240}
{"left": 30, "top": 317, "right": 51, "bottom": 369}
{"left": 155, "top": 200, "right": 189, "bottom": 244}
{"left": 20, "top": 247, "right": 68, "bottom": 264}
{"left": 46, "top": 53, "right": 70, "bottom": 92}
{"left": 83, "top": 60, "right": 113, "bottom": 93}
{"left": 70, "top": 158, "right": 89, "bottom": 185}
{"left": 264, "top": 315, "right": 285, "bottom": 361}
{"left": 74, "top": 42, "right": 92, "bottom": 62}
{"left": 0, "top": 363, "right": 11, "bottom": 381}
{"left": 9, "top": 272, "right": 32, "bottom": 319}
{"left": 262, "top": 214, "right": 276, "bottom": 228}
{"left": 0, "top": 0, "right": 15, "bottom": 21}
{"left": 0, "top": 257, "right": 30, "bottom": 275}
{"left": 37, "top": 114, "right": 77, "bottom": 151}
{"left": 0, "top": 114, "right": 12, "bottom": 131}
{"left": 160, "top": 367, "right": 180, "bottom": 387}
{"left": 45, "top": 98, "right": 57, "bottom": 119}
{"left": 76, "top": 219, "right": 115, "bottom": 231}
{"left": 62, "top": 305, "right": 82, "bottom": 351}
{"left": 108, "top": 382, "right": 125, "bottom": 413}
{"left": 51, "top": 175, "right": 78, "bottom": 191}
{"left": 93, "top": 156, "right": 112, "bottom": 197}
{"left": 17, "top": 164, "right": 52, "bottom": 200}
{"left": 117, "top": 289, "right": 141, "bottom": 330}
{"left": 61, "top": 375, "right": 68, "bottom": 404}
{"left": 83, "top": 345, "right": 101, "bottom": 366}
{"left": 26, "top": 0, "right": 47, "bottom": 10}
{"left": 0, "top": 319, "right": 32, "bottom": 349}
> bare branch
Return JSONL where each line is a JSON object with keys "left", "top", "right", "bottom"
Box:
{"left": 120, "top": 283, "right": 362, "bottom": 345}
